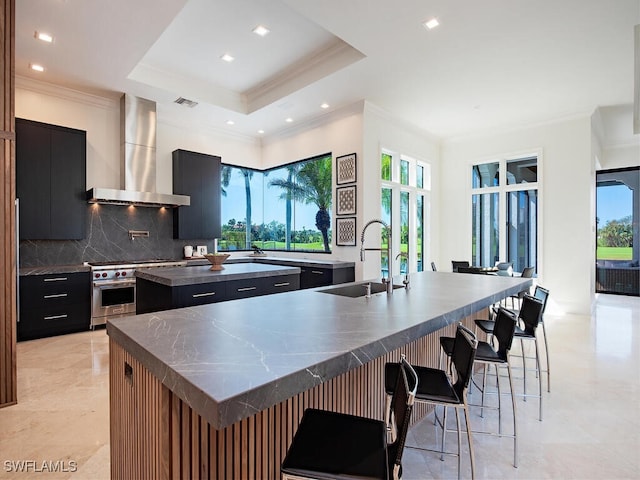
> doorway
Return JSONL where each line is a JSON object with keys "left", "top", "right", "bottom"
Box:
{"left": 595, "top": 167, "right": 639, "bottom": 296}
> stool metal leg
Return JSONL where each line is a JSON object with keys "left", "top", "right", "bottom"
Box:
{"left": 541, "top": 320, "right": 551, "bottom": 392}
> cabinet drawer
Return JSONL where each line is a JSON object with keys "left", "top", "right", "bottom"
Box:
{"left": 300, "top": 268, "right": 333, "bottom": 289}
{"left": 20, "top": 272, "right": 90, "bottom": 309}
{"left": 225, "top": 278, "right": 267, "bottom": 300}
{"left": 263, "top": 274, "right": 300, "bottom": 294}
{"left": 18, "top": 303, "right": 90, "bottom": 341}
{"left": 178, "top": 282, "right": 227, "bottom": 307}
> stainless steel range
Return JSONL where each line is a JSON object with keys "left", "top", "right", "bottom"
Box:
{"left": 90, "top": 259, "right": 186, "bottom": 328}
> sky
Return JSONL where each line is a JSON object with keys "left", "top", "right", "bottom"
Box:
{"left": 221, "top": 169, "right": 321, "bottom": 231}
{"left": 597, "top": 184, "right": 632, "bottom": 225}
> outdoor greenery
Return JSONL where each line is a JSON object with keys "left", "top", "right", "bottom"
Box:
{"left": 219, "top": 155, "right": 332, "bottom": 253}
{"left": 597, "top": 215, "right": 633, "bottom": 260}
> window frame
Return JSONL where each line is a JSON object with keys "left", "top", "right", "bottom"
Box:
{"left": 380, "top": 149, "right": 432, "bottom": 276}
{"left": 469, "top": 150, "right": 542, "bottom": 274}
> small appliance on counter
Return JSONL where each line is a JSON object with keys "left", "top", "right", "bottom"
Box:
{"left": 196, "top": 245, "right": 208, "bottom": 256}
{"left": 183, "top": 245, "right": 193, "bottom": 258}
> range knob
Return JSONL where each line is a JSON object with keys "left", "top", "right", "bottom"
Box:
{"left": 102, "top": 272, "right": 107, "bottom": 278}
{"left": 115, "top": 272, "right": 120, "bottom": 277}
{"left": 95, "top": 273, "right": 100, "bottom": 279}
{"left": 121, "top": 271, "right": 127, "bottom": 276}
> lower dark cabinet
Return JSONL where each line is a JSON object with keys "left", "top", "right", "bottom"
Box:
{"left": 18, "top": 272, "right": 90, "bottom": 341}
{"left": 300, "top": 267, "right": 354, "bottom": 289}
{"left": 136, "top": 274, "right": 300, "bottom": 314}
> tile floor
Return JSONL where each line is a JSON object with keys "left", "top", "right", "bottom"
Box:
{"left": 0, "top": 294, "right": 639, "bottom": 479}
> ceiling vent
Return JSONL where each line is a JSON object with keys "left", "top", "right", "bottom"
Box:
{"left": 174, "top": 97, "right": 198, "bottom": 108}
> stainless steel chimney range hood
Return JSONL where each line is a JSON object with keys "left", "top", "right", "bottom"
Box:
{"left": 86, "top": 94, "right": 190, "bottom": 208}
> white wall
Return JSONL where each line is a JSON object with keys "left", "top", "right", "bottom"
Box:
{"left": 441, "top": 116, "right": 594, "bottom": 314}
{"left": 361, "top": 102, "right": 441, "bottom": 281}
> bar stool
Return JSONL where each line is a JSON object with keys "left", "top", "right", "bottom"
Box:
{"left": 476, "top": 295, "right": 545, "bottom": 420}
{"left": 478, "top": 286, "right": 551, "bottom": 394}
{"left": 281, "top": 355, "right": 418, "bottom": 480}
{"left": 439, "top": 308, "right": 519, "bottom": 467}
{"left": 385, "top": 324, "right": 478, "bottom": 480}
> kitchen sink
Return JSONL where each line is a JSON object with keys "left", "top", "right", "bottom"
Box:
{"left": 318, "top": 281, "right": 405, "bottom": 298}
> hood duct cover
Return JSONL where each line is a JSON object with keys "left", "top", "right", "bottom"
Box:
{"left": 87, "top": 94, "right": 190, "bottom": 207}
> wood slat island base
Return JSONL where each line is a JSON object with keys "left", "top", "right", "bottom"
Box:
{"left": 109, "top": 311, "right": 482, "bottom": 479}
{"left": 108, "top": 271, "right": 530, "bottom": 479}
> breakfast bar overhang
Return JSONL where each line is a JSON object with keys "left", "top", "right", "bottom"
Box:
{"left": 107, "top": 271, "right": 531, "bottom": 479}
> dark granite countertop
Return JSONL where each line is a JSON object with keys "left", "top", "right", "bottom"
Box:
{"left": 107, "top": 271, "right": 531, "bottom": 430}
{"left": 20, "top": 264, "right": 91, "bottom": 276}
{"left": 135, "top": 263, "right": 301, "bottom": 287}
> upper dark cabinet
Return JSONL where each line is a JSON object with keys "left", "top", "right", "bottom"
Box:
{"left": 172, "top": 149, "right": 221, "bottom": 240}
{"left": 16, "top": 118, "right": 87, "bottom": 240}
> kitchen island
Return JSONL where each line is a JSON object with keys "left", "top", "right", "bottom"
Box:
{"left": 108, "top": 271, "right": 531, "bottom": 479}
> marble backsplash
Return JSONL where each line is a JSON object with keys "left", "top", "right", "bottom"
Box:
{"left": 19, "top": 204, "right": 215, "bottom": 267}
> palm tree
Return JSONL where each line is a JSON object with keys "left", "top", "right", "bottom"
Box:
{"left": 239, "top": 168, "right": 253, "bottom": 249}
{"left": 268, "top": 164, "right": 301, "bottom": 250}
{"left": 296, "top": 156, "right": 333, "bottom": 252}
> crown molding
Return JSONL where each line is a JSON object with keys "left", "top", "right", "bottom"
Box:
{"left": 15, "top": 76, "right": 118, "bottom": 109}
{"left": 261, "top": 100, "right": 365, "bottom": 145}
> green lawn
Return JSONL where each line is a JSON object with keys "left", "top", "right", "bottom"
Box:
{"left": 597, "top": 246, "right": 632, "bottom": 260}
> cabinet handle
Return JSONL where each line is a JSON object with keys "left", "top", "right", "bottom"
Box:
{"left": 44, "top": 277, "right": 68, "bottom": 282}
{"left": 311, "top": 270, "right": 324, "bottom": 275}
{"left": 44, "top": 293, "right": 68, "bottom": 299}
{"left": 44, "top": 314, "right": 68, "bottom": 320}
{"left": 237, "top": 286, "right": 257, "bottom": 292}
{"left": 273, "top": 282, "right": 290, "bottom": 287}
{"left": 192, "top": 292, "right": 216, "bottom": 298}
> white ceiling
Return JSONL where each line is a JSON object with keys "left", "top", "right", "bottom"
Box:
{"left": 15, "top": 0, "right": 640, "bottom": 141}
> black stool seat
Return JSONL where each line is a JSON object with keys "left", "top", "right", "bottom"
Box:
{"left": 281, "top": 408, "right": 388, "bottom": 479}
{"left": 440, "top": 335, "right": 507, "bottom": 364}
{"left": 386, "top": 363, "right": 460, "bottom": 405}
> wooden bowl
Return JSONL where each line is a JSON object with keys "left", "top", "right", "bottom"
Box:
{"left": 204, "top": 253, "right": 230, "bottom": 270}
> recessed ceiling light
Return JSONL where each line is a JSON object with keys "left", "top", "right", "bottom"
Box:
{"left": 285, "top": 118, "right": 293, "bottom": 123}
{"left": 221, "top": 53, "right": 235, "bottom": 63}
{"left": 252, "top": 25, "right": 270, "bottom": 37}
{"left": 258, "top": 129, "right": 265, "bottom": 134}
{"left": 423, "top": 18, "right": 440, "bottom": 30}
{"left": 30, "top": 63, "right": 45, "bottom": 72}
{"left": 34, "top": 31, "right": 53, "bottom": 43}
{"left": 320, "top": 103, "right": 330, "bottom": 109}
{"left": 226, "top": 120, "right": 235, "bottom": 125}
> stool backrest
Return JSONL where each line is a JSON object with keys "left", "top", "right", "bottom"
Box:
{"left": 451, "top": 324, "right": 478, "bottom": 399}
{"left": 494, "top": 308, "right": 518, "bottom": 360}
{"left": 388, "top": 355, "right": 418, "bottom": 478}
{"left": 519, "top": 294, "right": 545, "bottom": 335}
{"left": 533, "top": 285, "right": 550, "bottom": 313}
{"left": 521, "top": 266, "right": 535, "bottom": 278}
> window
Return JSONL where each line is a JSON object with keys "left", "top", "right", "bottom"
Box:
{"left": 220, "top": 154, "right": 332, "bottom": 253}
{"left": 380, "top": 151, "right": 431, "bottom": 277}
{"left": 471, "top": 155, "right": 539, "bottom": 273}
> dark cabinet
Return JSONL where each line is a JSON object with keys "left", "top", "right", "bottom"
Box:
{"left": 299, "top": 266, "right": 355, "bottom": 289}
{"left": 173, "top": 149, "right": 221, "bottom": 240}
{"left": 226, "top": 274, "right": 299, "bottom": 301}
{"left": 18, "top": 272, "right": 91, "bottom": 341}
{"left": 16, "top": 118, "right": 86, "bottom": 240}
{"left": 136, "top": 273, "right": 299, "bottom": 314}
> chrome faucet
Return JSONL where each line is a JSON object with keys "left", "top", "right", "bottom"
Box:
{"left": 360, "top": 219, "right": 393, "bottom": 294}
{"left": 395, "top": 252, "right": 410, "bottom": 289}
